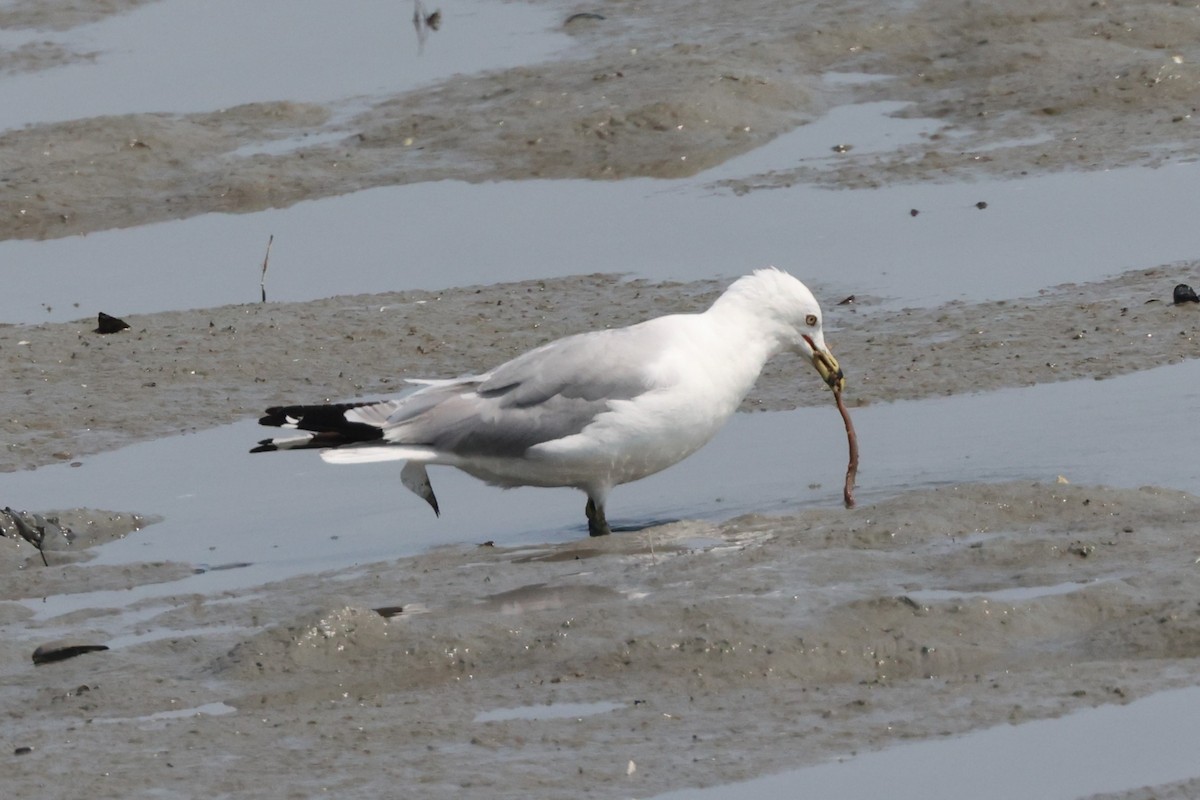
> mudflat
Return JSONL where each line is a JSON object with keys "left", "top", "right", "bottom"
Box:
{"left": 3, "top": 1, "right": 1200, "bottom": 798}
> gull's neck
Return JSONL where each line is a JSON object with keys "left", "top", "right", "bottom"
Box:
{"left": 688, "top": 290, "right": 793, "bottom": 412}
{"left": 705, "top": 284, "right": 794, "bottom": 364}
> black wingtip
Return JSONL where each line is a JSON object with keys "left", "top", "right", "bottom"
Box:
{"left": 258, "top": 408, "right": 288, "bottom": 427}
{"left": 249, "top": 439, "right": 278, "bottom": 454}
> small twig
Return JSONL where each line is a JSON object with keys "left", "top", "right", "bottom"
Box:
{"left": 260, "top": 234, "right": 274, "bottom": 303}
{"left": 833, "top": 387, "right": 858, "bottom": 509}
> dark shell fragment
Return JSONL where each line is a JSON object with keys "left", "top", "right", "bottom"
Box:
{"left": 95, "top": 312, "right": 131, "bottom": 334}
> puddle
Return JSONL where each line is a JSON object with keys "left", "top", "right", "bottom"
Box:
{"left": 697, "top": 100, "right": 940, "bottom": 181}
{"left": 821, "top": 72, "right": 896, "bottom": 87}
{"left": 231, "top": 130, "right": 349, "bottom": 158}
{"left": 0, "top": 0, "right": 571, "bottom": 130}
{"left": 474, "top": 700, "right": 624, "bottom": 723}
{"left": 7, "top": 357, "right": 1200, "bottom": 620}
{"left": 905, "top": 580, "right": 1110, "bottom": 606}
{"left": 652, "top": 685, "right": 1200, "bottom": 799}
{"left": 95, "top": 702, "right": 238, "bottom": 727}
{"left": 3, "top": 149, "right": 1198, "bottom": 323}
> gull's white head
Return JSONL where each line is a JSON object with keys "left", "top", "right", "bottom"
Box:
{"left": 719, "top": 267, "right": 845, "bottom": 391}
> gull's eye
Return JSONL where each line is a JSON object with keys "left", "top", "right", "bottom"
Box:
{"left": 805, "top": 314, "right": 818, "bottom": 327}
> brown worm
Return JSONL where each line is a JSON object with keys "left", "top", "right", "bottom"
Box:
{"left": 834, "top": 387, "right": 858, "bottom": 509}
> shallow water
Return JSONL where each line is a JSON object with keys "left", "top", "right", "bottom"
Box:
{"left": 905, "top": 579, "right": 1116, "bottom": 605}
{"left": 0, "top": 0, "right": 571, "bottom": 129}
{"left": 9, "top": 357, "right": 1200, "bottom": 621}
{"left": 654, "top": 685, "right": 1200, "bottom": 799}
{"left": 4, "top": 105, "right": 1199, "bottom": 323}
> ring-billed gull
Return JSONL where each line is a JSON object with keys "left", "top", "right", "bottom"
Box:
{"left": 251, "top": 268, "right": 844, "bottom": 536}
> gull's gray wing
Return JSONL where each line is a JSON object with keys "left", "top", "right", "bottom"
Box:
{"left": 375, "top": 327, "right": 659, "bottom": 457}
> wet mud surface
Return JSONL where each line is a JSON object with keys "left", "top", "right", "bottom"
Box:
{"left": 5, "top": 483, "right": 1200, "bottom": 798}
{"left": 5, "top": 0, "right": 1200, "bottom": 797}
